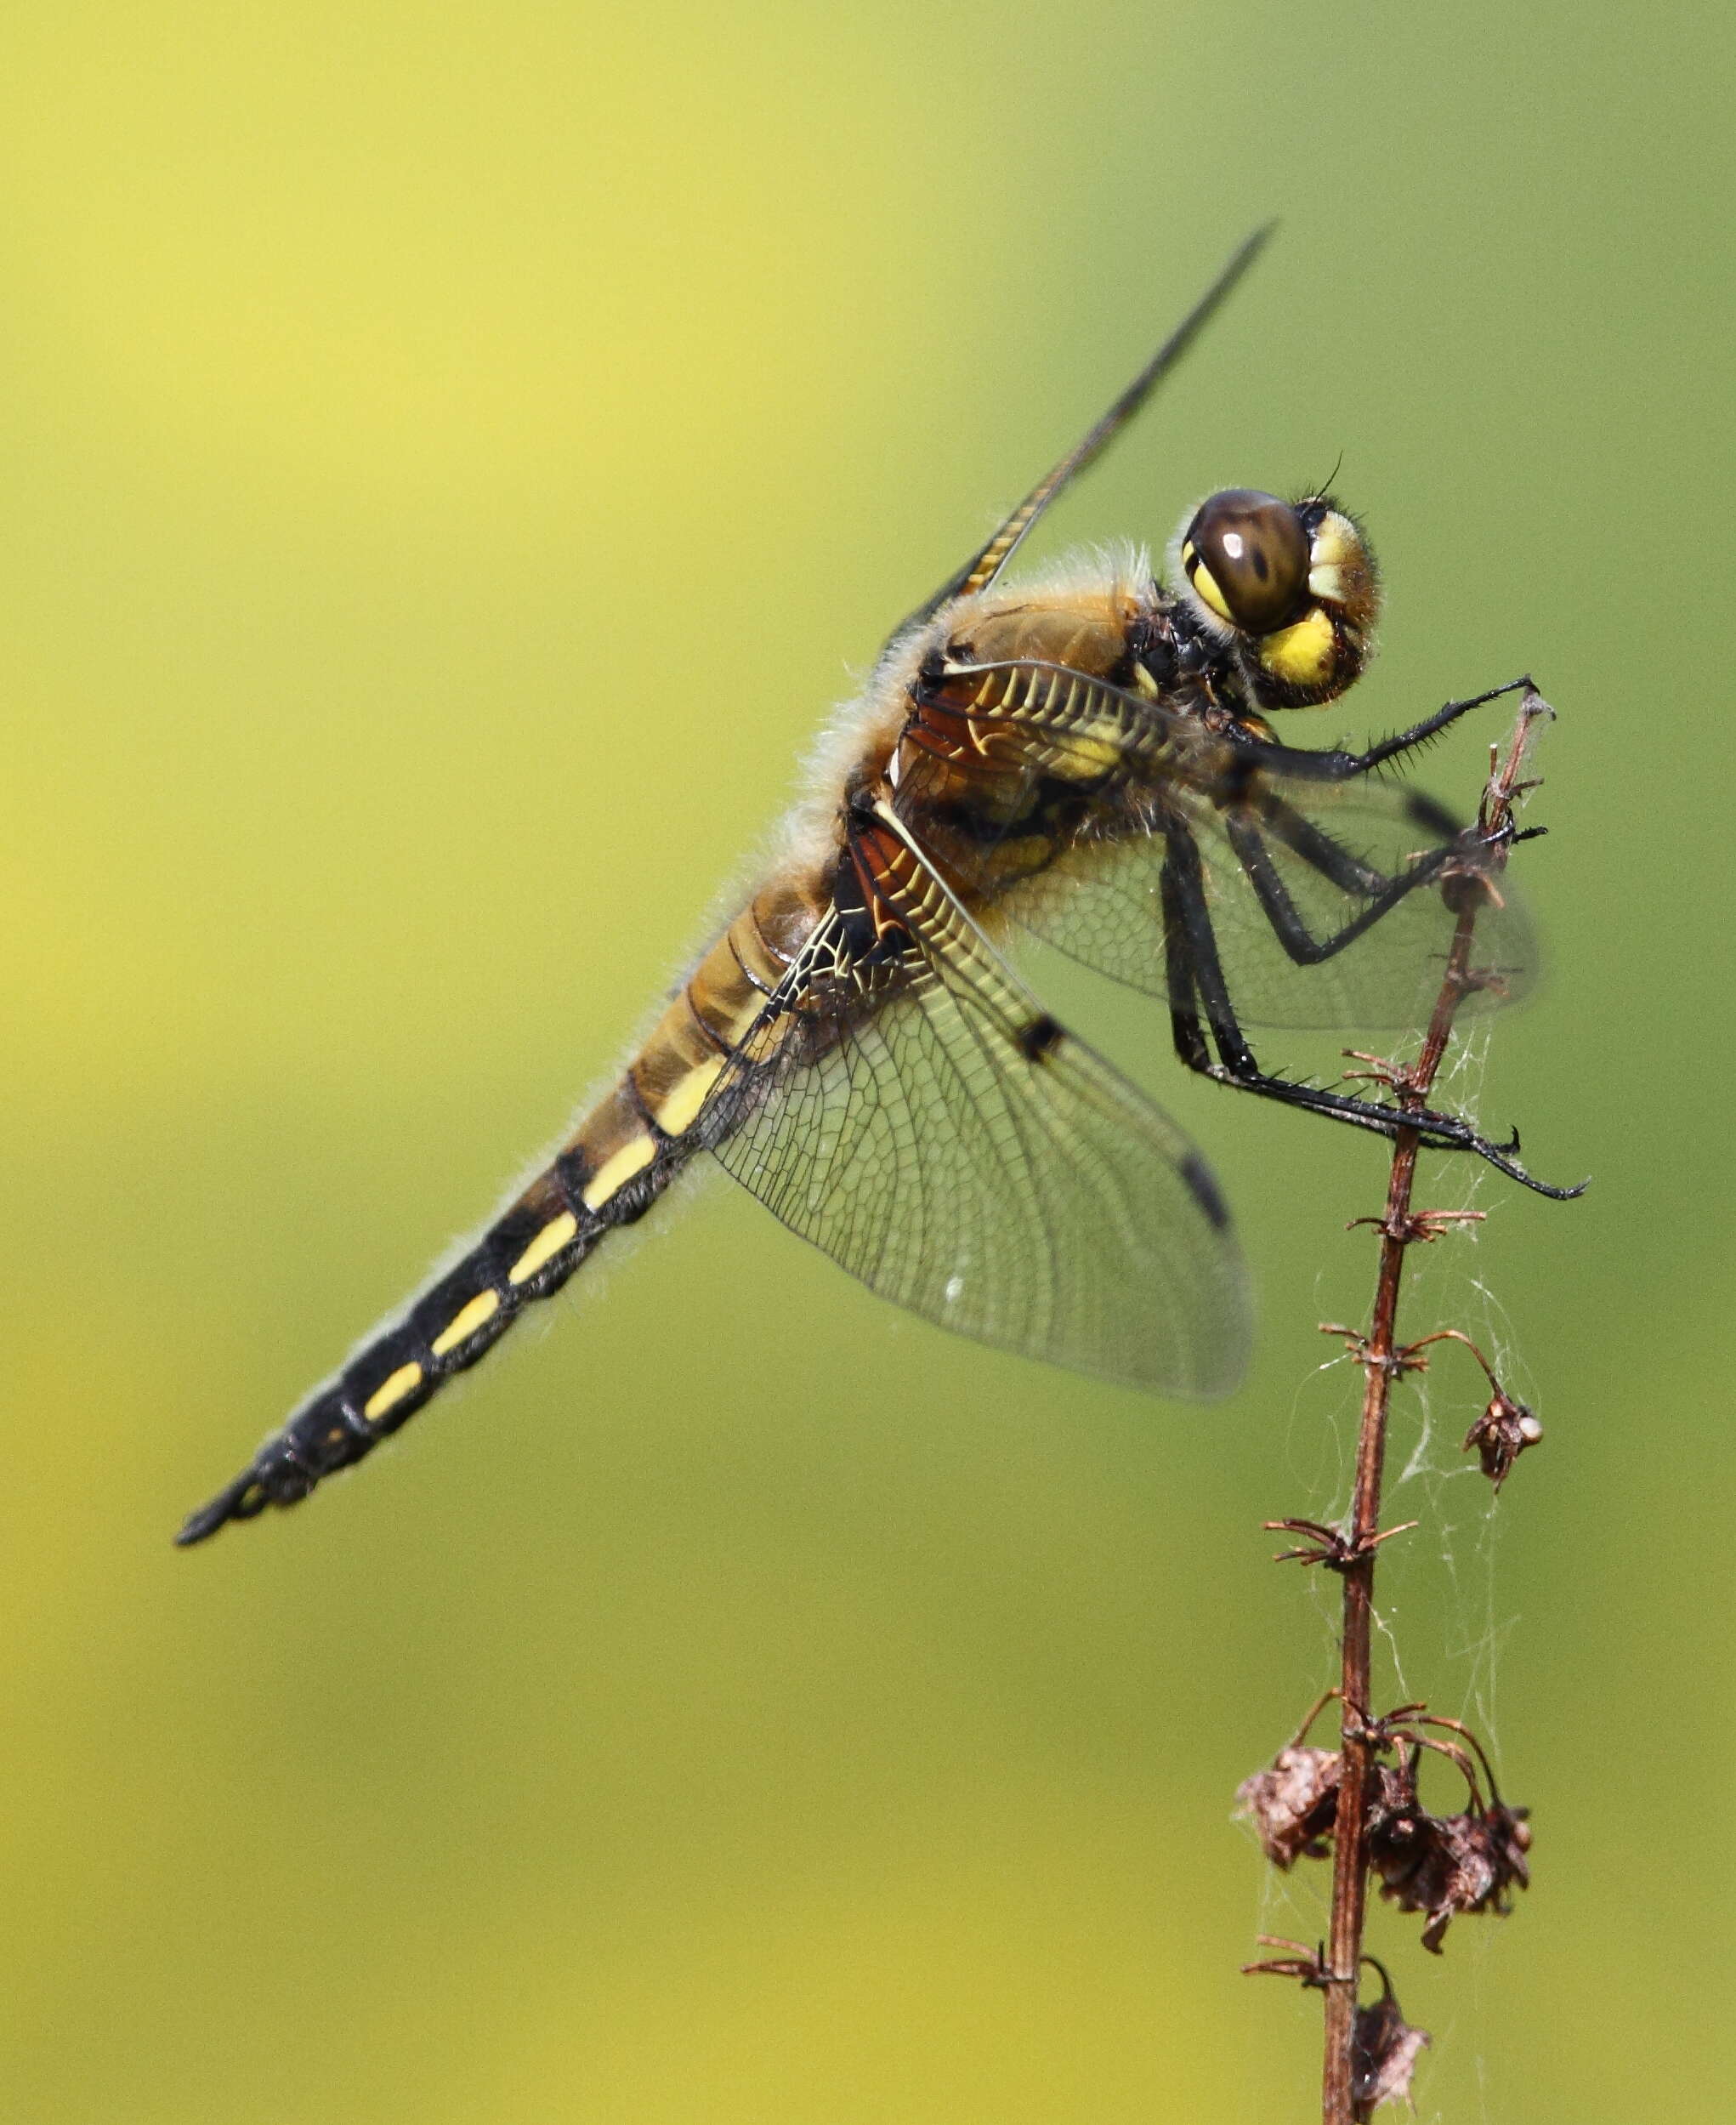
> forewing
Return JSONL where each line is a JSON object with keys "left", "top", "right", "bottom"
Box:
{"left": 880, "top": 227, "right": 1273, "bottom": 655}
{"left": 895, "top": 656, "right": 1537, "bottom": 1033}
{"left": 1006, "top": 770, "right": 1539, "bottom": 1032}
{"left": 700, "top": 885, "right": 1250, "bottom": 1401}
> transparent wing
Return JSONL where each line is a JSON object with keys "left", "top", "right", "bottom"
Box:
{"left": 698, "top": 856, "right": 1251, "bottom": 1400}
{"left": 1005, "top": 772, "right": 1538, "bottom": 1032}
{"left": 880, "top": 226, "right": 1273, "bottom": 655}
{"left": 895, "top": 658, "right": 1537, "bottom": 1032}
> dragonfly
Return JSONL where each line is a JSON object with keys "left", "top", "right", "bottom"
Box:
{"left": 178, "top": 225, "right": 1571, "bottom": 1547}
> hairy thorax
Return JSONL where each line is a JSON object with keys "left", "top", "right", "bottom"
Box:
{"left": 882, "top": 562, "right": 1227, "bottom": 916}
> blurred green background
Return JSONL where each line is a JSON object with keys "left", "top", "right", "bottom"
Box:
{"left": 3, "top": 3, "right": 1730, "bottom": 2118}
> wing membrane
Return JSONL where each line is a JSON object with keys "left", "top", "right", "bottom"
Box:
{"left": 700, "top": 850, "right": 1251, "bottom": 1399}
{"left": 898, "top": 662, "right": 1537, "bottom": 1031}
{"left": 1006, "top": 776, "right": 1537, "bottom": 1031}
{"left": 882, "top": 227, "right": 1274, "bottom": 654}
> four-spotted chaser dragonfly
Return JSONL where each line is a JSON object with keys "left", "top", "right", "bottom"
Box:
{"left": 179, "top": 227, "right": 1567, "bottom": 1547}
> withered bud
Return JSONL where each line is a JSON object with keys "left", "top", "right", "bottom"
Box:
{"left": 1352, "top": 1989, "right": 1431, "bottom": 2118}
{"left": 1235, "top": 1746, "right": 1341, "bottom": 1868}
{"left": 1463, "top": 1388, "right": 1543, "bottom": 1490}
{"left": 1371, "top": 1798, "right": 1533, "bottom": 1953}
{"left": 1486, "top": 1801, "right": 1535, "bottom": 1894}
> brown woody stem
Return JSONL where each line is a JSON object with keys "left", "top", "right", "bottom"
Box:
{"left": 1319, "top": 696, "right": 1550, "bottom": 2123}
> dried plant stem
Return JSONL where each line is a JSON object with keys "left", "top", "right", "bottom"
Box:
{"left": 1319, "top": 697, "right": 1549, "bottom": 2123}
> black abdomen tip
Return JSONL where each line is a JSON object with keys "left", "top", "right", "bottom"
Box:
{"left": 174, "top": 1469, "right": 267, "bottom": 1547}
{"left": 173, "top": 1431, "right": 332, "bottom": 1548}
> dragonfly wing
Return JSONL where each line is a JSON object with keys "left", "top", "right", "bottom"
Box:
{"left": 896, "top": 657, "right": 1539, "bottom": 1032}
{"left": 698, "top": 836, "right": 1251, "bottom": 1400}
{"left": 1005, "top": 771, "right": 1539, "bottom": 1032}
{"left": 880, "top": 227, "right": 1273, "bottom": 656}
{"left": 1195, "top": 772, "right": 1537, "bottom": 1030}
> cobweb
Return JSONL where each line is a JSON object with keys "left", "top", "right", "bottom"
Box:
{"left": 1239, "top": 1020, "right": 1537, "bottom": 2124}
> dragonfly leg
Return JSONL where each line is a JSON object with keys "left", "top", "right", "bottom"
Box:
{"left": 1347, "top": 678, "right": 1535, "bottom": 775}
{"left": 1221, "top": 806, "right": 1455, "bottom": 969}
{"left": 1159, "top": 822, "right": 1582, "bottom": 1200}
{"left": 1241, "top": 678, "right": 1533, "bottom": 783}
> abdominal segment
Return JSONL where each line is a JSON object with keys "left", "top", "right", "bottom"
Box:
{"left": 176, "top": 867, "right": 831, "bottom": 1543}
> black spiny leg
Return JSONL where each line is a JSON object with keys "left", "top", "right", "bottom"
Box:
{"left": 1158, "top": 818, "right": 1581, "bottom": 1199}
{"left": 1220, "top": 802, "right": 1462, "bottom": 971}
{"left": 1237, "top": 678, "right": 1534, "bottom": 785}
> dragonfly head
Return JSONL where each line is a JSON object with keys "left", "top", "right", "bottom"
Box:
{"left": 1172, "top": 489, "right": 1380, "bottom": 709}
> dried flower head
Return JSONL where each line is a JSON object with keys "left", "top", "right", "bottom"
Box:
{"left": 1352, "top": 1980, "right": 1431, "bottom": 2117}
{"left": 1463, "top": 1387, "right": 1544, "bottom": 1489}
{"left": 1236, "top": 1745, "right": 1342, "bottom": 1869}
{"left": 1372, "top": 1794, "right": 1533, "bottom": 1952}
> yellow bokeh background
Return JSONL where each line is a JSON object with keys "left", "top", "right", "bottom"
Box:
{"left": 4, "top": 4, "right": 1731, "bottom": 2118}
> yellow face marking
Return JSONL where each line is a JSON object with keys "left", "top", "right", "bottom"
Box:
{"left": 430, "top": 1288, "right": 502, "bottom": 1357}
{"left": 364, "top": 1361, "right": 423, "bottom": 1422}
{"left": 1308, "top": 511, "right": 1359, "bottom": 571}
{"left": 1306, "top": 513, "right": 1374, "bottom": 618}
{"left": 1187, "top": 557, "right": 1233, "bottom": 623}
{"left": 507, "top": 1212, "right": 579, "bottom": 1285}
{"left": 650, "top": 1056, "right": 725, "bottom": 1138}
{"left": 581, "top": 1132, "right": 657, "bottom": 1211}
{"left": 1258, "top": 605, "right": 1336, "bottom": 687}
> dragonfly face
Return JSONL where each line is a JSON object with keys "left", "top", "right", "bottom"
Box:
{"left": 1174, "top": 489, "right": 1379, "bottom": 706}
{"left": 178, "top": 230, "right": 1558, "bottom": 1547}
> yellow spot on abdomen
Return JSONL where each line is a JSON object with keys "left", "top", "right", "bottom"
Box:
{"left": 697, "top": 985, "right": 769, "bottom": 1046}
{"left": 581, "top": 1134, "right": 656, "bottom": 1211}
{"left": 508, "top": 1213, "right": 579, "bottom": 1286}
{"left": 430, "top": 1289, "right": 502, "bottom": 1357}
{"left": 648, "top": 1057, "right": 724, "bottom": 1138}
{"left": 1258, "top": 605, "right": 1335, "bottom": 687}
{"left": 364, "top": 1361, "right": 423, "bottom": 1422}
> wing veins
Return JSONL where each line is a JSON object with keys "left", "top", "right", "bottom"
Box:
{"left": 697, "top": 820, "right": 1250, "bottom": 1395}
{"left": 882, "top": 227, "right": 1274, "bottom": 655}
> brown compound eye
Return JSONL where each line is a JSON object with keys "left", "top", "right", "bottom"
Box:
{"left": 1179, "top": 489, "right": 1310, "bottom": 635}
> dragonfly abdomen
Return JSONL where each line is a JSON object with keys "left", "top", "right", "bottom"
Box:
{"left": 173, "top": 1095, "right": 684, "bottom": 1543}
{"left": 176, "top": 872, "right": 831, "bottom": 1545}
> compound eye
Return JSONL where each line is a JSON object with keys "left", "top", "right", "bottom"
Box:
{"left": 1180, "top": 489, "right": 1310, "bottom": 635}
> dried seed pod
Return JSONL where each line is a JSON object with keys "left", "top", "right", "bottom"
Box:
{"left": 1235, "top": 1745, "right": 1342, "bottom": 1868}
{"left": 1352, "top": 1981, "right": 1431, "bottom": 2117}
{"left": 1371, "top": 1798, "right": 1533, "bottom": 1952}
{"left": 1463, "top": 1388, "right": 1544, "bottom": 1489}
